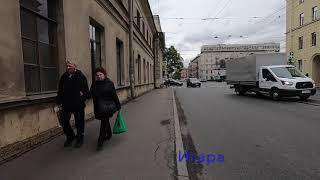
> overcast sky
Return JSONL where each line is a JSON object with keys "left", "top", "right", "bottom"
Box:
{"left": 149, "top": 0, "right": 287, "bottom": 67}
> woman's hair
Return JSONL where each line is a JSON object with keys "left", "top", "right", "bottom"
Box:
{"left": 95, "top": 67, "right": 107, "bottom": 76}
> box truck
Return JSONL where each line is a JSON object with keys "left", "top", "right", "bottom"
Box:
{"left": 226, "top": 53, "right": 316, "bottom": 100}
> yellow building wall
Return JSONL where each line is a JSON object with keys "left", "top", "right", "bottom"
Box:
{"left": 287, "top": 0, "right": 320, "bottom": 84}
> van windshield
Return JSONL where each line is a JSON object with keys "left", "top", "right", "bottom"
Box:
{"left": 270, "top": 67, "right": 305, "bottom": 78}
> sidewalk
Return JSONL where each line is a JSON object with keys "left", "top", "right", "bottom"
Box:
{"left": 0, "top": 89, "right": 176, "bottom": 180}
{"left": 308, "top": 89, "right": 320, "bottom": 105}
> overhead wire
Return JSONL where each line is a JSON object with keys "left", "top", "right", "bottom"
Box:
{"left": 163, "top": 0, "right": 301, "bottom": 57}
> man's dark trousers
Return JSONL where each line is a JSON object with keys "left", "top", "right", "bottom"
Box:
{"left": 59, "top": 109, "right": 85, "bottom": 140}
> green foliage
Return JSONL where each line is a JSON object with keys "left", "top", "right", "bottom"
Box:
{"left": 288, "top": 56, "right": 295, "bottom": 65}
{"left": 164, "top": 46, "right": 184, "bottom": 79}
{"left": 172, "top": 71, "right": 181, "bottom": 80}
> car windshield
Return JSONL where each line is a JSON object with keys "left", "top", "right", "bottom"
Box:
{"left": 270, "top": 67, "right": 305, "bottom": 78}
{"left": 190, "top": 78, "right": 198, "bottom": 82}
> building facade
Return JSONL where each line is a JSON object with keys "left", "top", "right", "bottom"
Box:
{"left": 286, "top": 0, "right": 320, "bottom": 85}
{"left": 180, "top": 68, "right": 189, "bottom": 80}
{"left": 0, "top": 0, "right": 164, "bottom": 162}
{"left": 189, "top": 55, "right": 200, "bottom": 78}
{"left": 197, "top": 43, "right": 280, "bottom": 80}
{"left": 153, "top": 15, "right": 165, "bottom": 87}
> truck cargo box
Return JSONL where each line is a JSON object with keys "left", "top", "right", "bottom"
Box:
{"left": 226, "top": 53, "right": 287, "bottom": 83}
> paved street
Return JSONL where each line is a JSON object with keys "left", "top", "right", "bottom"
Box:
{"left": 175, "top": 82, "right": 320, "bottom": 180}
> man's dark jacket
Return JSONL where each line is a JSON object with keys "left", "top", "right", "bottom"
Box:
{"left": 56, "top": 70, "right": 89, "bottom": 111}
{"left": 90, "top": 78, "right": 121, "bottom": 119}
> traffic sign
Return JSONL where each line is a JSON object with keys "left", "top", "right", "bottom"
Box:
{"left": 289, "top": 51, "right": 294, "bottom": 56}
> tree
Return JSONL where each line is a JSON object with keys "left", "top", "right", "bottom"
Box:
{"left": 288, "top": 56, "right": 295, "bottom": 65}
{"left": 172, "top": 71, "right": 181, "bottom": 80}
{"left": 164, "top": 46, "right": 184, "bottom": 79}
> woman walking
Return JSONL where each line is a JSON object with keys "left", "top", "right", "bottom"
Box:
{"left": 90, "top": 67, "right": 121, "bottom": 150}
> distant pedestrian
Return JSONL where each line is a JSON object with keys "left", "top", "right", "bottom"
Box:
{"left": 89, "top": 67, "right": 121, "bottom": 150}
{"left": 164, "top": 80, "right": 169, "bottom": 88}
{"left": 56, "top": 60, "right": 89, "bottom": 148}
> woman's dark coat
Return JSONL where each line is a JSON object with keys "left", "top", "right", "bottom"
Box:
{"left": 89, "top": 78, "right": 121, "bottom": 119}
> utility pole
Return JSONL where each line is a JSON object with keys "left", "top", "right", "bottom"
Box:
{"left": 129, "top": 0, "right": 135, "bottom": 99}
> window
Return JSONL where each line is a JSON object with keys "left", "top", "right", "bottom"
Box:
{"left": 20, "top": 0, "right": 58, "bottom": 95}
{"left": 298, "top": 60, "right": 303, "bottom": 71}
{"left": 312, "top": 6, "right": 318, "bottom": 21}
{"left": 311, "top": 32, "right": 317, "bottom": 46}
{"left": 150, "top": 64, "right": 152, "bottom": 82}
{"left": 116, "top": 38, "right": 124, "bottom": 86}
{"left": 136, "top": 10, "right": 141, "bottom": 29}
{"left": 143, "top": 59, "right": 146, "bottom": 83}
{"left": 138, "top": 55, "right": 141, "bottom": 84}
{"left": 298, "top": 36, "right": 303, "bottom": 49}
{"left": 147, "top": 62, "right": 149, "bottom": 83}
{"left": 220, "top": 60, "right": 226, "bottom": 68}
{"left": 299, "top": 13, "right": 304, "bottom": 26}
{"left": 142, "top": 21, "right": 145, "bottom": 35}
{"left": 89, "top": 22, "right": 102, "bottom": 81}
{"left": 262, "top": 69, "right": 276, "bottom": 82}
{"left": 147, "top": 30, "right": 149, "bottom": 42}
{"left": 271, "top": 67, "right": 305, "bottom": 78}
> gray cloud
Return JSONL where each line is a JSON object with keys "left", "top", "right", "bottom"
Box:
{"left": 149, "top": 0, "right": 286, "bottom": 67}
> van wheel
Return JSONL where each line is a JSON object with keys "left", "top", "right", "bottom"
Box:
{"left": 299, "top": 95, "right": 310, "bottom": 101}
{"left": 270, "top": 89, "right": 280, "bottom": 101}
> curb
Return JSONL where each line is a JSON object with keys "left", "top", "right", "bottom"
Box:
{"left": 172, "top": 88, "right": 190, "bottom": 180}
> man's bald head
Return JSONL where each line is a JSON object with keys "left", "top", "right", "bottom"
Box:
{"left": 66, "top": 60, "right": 77, "bottom": 74}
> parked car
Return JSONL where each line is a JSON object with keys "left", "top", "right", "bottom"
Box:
{"left": 165, "top": 79, "right": 183, "bottom": 86}
{"left": 187, "top": 78, "right": 201, "bottom": 87}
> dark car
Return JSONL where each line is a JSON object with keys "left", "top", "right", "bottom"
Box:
{"left": 187, "top": 78, "right": 201, "bottom": 87}
{"left": 165, "top": 79, "right": 183, "bottom": 86}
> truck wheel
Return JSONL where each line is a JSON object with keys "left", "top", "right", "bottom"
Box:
{"left": 299, "top": 95, "right": 310, "bottom": 101}
{"left": 239, "top": 90, "right": 245, "bottom": 95}
{"left": 255, "top": 92, "right": 263, "bottom": 97}
{"left": 270, "top": 89, "right": 280, "bottom": 101}
{"left": 235, "top": 86, "right": 245, "bottom": 95}
{"left": 236, "top": 89, "right": 245, "bottom": 95}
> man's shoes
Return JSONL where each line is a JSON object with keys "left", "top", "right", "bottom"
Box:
{"left": 64, "top": 137, "right": 75, "bottom": 147}
{"left": 74, "top": 136, "right": 83, "bottom": 148}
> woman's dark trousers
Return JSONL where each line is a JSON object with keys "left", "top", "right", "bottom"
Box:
{"left": 98, "top": 117, "right": 112, "bottom": 144}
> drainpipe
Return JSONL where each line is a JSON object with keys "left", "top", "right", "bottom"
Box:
{"left": 153, "top": 34, "right": 157, "bottom": 88}
{"left": 129, "top": 0, "right": 135, "bottom": 98}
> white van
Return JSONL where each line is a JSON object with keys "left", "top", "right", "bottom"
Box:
{"left": 226, "top": 53, "right": 316, "bottom": 101}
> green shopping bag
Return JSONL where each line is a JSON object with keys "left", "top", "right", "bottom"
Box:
{"left": 113, "top": 111, "right": 127, "bottom": 134}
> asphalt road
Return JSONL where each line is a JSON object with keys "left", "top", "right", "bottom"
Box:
{"left": 175, "top": 82, "right": 320, "bottom": 180}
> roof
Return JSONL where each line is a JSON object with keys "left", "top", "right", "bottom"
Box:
{"left": 153, "top": 15, "right": 162, "bottom": 32}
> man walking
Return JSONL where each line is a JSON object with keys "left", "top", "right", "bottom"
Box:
{"left": 56, "top": 61, "right": 89, "bottom": 148}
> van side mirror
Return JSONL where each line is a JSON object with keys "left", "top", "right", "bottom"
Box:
{"left": 305, "top": 73, "right": 309, "bottom": 77}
